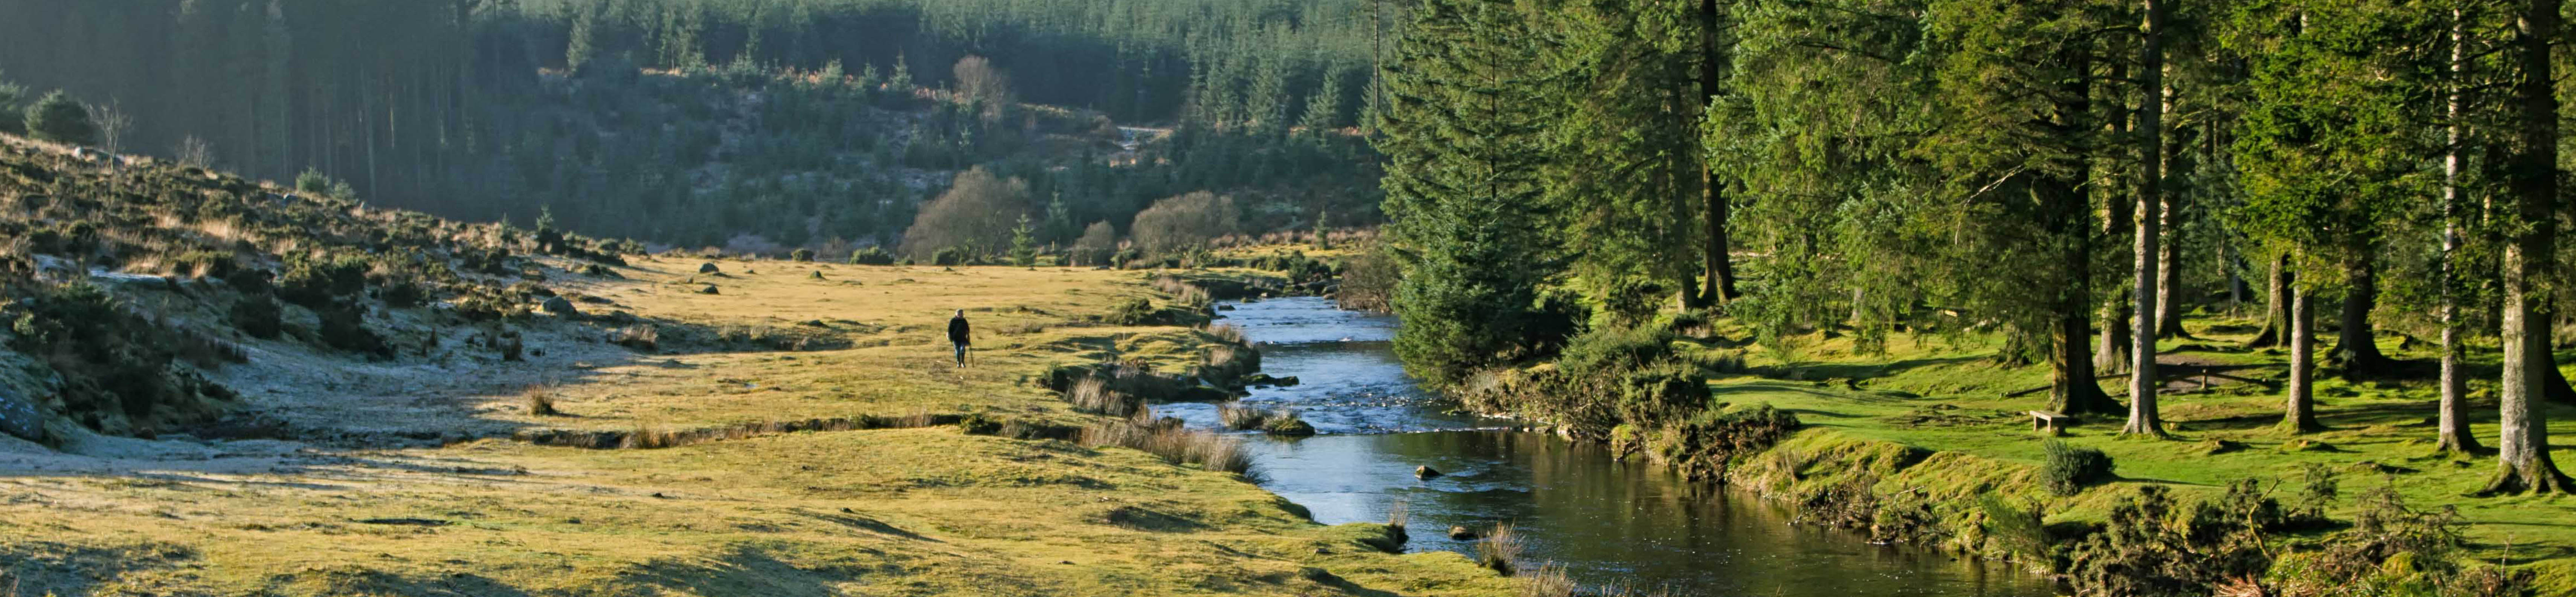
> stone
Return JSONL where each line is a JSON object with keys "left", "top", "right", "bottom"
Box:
{"left": 1414, "top": 465, "right": 1441, "bottom": 480}
{"left": 0, "top": 386, "right": 44, "bottom": 442}
{"left": 698, "top": 262, "right": 720, "bottom": 274}
{"left": 1447, "top": 526, "right": 1476, "bottom": 540}
{"left": 542, "top": 296, "right": 577, "bottom": 316}
{"left": 697, "top": 284, "right": 720, "bottom": 295}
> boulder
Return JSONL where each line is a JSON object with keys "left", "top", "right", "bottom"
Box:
{"left": 698, "top": 262, "right": 721, "bottom": 274}
{"left": 542, "top": 296, "right": 578, "bottom": 316}
{"left": 1414, "top": 465, "right": 1441, "bottom": 480}
{"left": 0, "top": 386, "right": 44, "bottom": 442}
{"left": 1447, "top": 526, "right": 1476, "bottom": 540}
{"left": 697, "top": 284, "right": 720, "bottom": 295}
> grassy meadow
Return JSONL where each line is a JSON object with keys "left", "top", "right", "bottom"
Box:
{"left": 0, "top": 258, "right": 1511, "bottom": 597}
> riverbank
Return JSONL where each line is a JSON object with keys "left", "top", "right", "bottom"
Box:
{"left": 0, "top": 261, "right": 1514, "bottom": 596}
{"left": 1470, "top": 311, "right": 2576, "bottom": 593}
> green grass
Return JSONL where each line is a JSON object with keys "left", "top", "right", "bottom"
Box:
{"left": 1691, "top": 312, "right": 2576, "bottom": 585}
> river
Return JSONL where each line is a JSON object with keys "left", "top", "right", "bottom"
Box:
{"left": 1155, "top": 297, "right": 2058, "bottom": 597}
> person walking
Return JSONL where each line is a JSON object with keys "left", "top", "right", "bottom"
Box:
{"left": 947, "top": 309, "right": 972, "bottom": 367}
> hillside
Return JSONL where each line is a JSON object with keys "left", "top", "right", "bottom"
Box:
{"left": 0, "top": 140, "right": 1506, "bottom": 596}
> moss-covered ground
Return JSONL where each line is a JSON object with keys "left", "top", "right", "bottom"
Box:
{"left": 1671, "top": 313, "right": 2576, "bottom": 588}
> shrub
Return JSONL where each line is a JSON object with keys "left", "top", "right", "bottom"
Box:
{"left": 1130, "top": 191, "right": 1240, "bottom": 255}
{"left": 898, "top": 167, "right": 1027, "bottom": 260}
{"left": 1104, "top": 297, "right": 1154, "bottom": 325}
{"left": 24, "top": 89, "right": 94, "bottom": 145}
{"left": 1610, "top": 363, "right": 1711, "bottom": 426}
{"left": 5, "top": 282, "right": 234, "bottom": 436}
{"left": 316, "top": 303, "right": 390, "bottom": 358}
{"left": 2065, "top": 482, "right": 2277, "bottom": 597}
{"left": 931, "top": 246, "right": 968, "bottom": 266}
{"left": 1071, "top": 221, "right": 1118, "bottom": 266}
{"left": 1335, "top": 245, "right": 1399, "bottom": 312}
{"left": 167, "top": 250, "right": 240, "bottom": 279}
{"left": 2042, "top": 440, "right": 2114, "bottom": 496}
{"left": 957, "top": 413, "right": 1004, "bottom": 435}
{"left": 276, "top": 253, "right": 371, "bottom": 308}
{"left": 847, "top": 246, "right": 896, "bottom": 265}
{"left": 790, "top": 248, "right": 815, "bottom": 262}
{"left": 1558, "top": 324, "right": 1680, "bottom": 376}
{"left": 230, "top": 295, "right": 282, "bottom": 339}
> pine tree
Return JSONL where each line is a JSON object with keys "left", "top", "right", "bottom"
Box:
{"left": 1915, "top": 0, "right": 2129, "bottom": 415}
{"left": 1376, "top": 0, "right": 1561, "bottom": 386}
{"left": 1537, "top": 0, "right": 1704, "bottom": 323}
{"left": 2486, "top": 0, "right": 2574, "bottom": 494}
{"left": 1010, "top": 214, "right": 1038, "bottom": 268}
{"left": 24, "top": 89, "right": 94, "bottom": 145}
{"left": 2226, "top": 0, "right": 2439, "bottom": 434}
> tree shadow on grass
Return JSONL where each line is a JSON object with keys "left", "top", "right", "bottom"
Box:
{"left": 619, "top": 544, "right": 906, "bottom": 597}
{"left": 0, "top": 541, "right": 204, "bottom": 597}
{"left": 1792, "top": 355, "right": 1991, "bottom": 384}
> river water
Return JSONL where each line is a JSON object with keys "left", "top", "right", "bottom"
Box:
{"left": 1158, "top": 297, "right": 2057, "bottom": 597}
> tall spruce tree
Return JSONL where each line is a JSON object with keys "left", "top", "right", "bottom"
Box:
{"left": 2485, "top": 0, "right": 2574, "bottom": 494}
{"left": 1376, "top": 0, "right": 1561, "bottom": 386}
{"left": 1917, "top": 0, "right": 2124, "bottom": 416}
{"left": 2223, "top": 0, "right": 2436, "bottom": 435}
{"left": 1535, "top": 0, "right": 1705, "bottom": 324}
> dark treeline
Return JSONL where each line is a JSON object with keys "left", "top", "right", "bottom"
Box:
{"left": 1379, "top": 0, "right": 2573, "bottom": 509}
{"left": 0, "top": 0, "right": 1397, "bottom": 251}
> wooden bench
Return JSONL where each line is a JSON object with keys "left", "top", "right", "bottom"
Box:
{"left": 2028, "top": 410, "right": 2076, "bottom": 434}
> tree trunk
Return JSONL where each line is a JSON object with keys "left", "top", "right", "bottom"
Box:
{"left": 1697, "top": 0, "right": 1738, "bottom": 305}
{"left": 2099, "top": 60, "right": 2135, "bottom": 375}
{"left": 2439, "top": 8, "right": 2486, "bottom": 455}
{"left": 2488, "top": 0, "right": 2574, "bottom": 494}
{"left": 2332, "top": 259, "right": 2396, "bottom": 376}
{"left": 2248, "top": 252, "right": 2288, "bottom": 347}
{"left": 2285, "top": 284, "right": 2322, "bottom": 433}
{"left": 2154, "top": 192, "right": 2188, "bottom": 338}
{"left": 2124, "top": 0, "right": 2166, "bottom": 438}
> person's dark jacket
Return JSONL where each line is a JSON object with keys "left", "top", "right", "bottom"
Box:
{"left": 947, "top": 315, "right": 971, "bottom": 346}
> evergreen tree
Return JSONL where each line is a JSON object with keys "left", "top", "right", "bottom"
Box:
{"left": 2486, "top": 0, "right": 2573, "bottom": 494}
{"left": 1376, "top": 0, "right": 1561, "bottom": 386}
{"left": 2223, "top": 0, "right": 2437, "bottom": 435}
{"left": 24, "top": 89, "right": 94, "bottom": 145}
{"left": 1917, "top": 0, "right": 2126, "bottom": 416}
{"left": 1010, "top": 214, "right": 1038, "bottom": 268}
{"left": 1536, "top": 0, "right": 1704, "bottom": 323}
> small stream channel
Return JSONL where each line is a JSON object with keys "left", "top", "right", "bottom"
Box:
{"left": 1157, "top": 297, "right": 2058, "bottom": 596}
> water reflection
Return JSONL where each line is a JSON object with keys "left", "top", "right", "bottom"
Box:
{"left": 1191, "top": 298, "right": 2056, "bottom": 596}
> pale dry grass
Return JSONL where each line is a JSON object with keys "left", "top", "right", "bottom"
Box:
{"left": 1477, "top": 523, "right": 1524, "bottom": 575}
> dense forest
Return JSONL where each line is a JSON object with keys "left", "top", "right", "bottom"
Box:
{"left": 1378, "top": 0, "right": 2573, "bottom": 496}
{"left": 0, "top": 0, "right": 1397, "bottom": 252}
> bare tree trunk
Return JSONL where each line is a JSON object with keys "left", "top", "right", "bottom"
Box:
{"left": 2124, "top": 0, "right": 2166, "bottom": 437}
{"left": 2285, "top": 283, "right": 2323, "bottom": 433}
{"left": 2488, "top": 0, "right": 2574, "bottom": 494}
{"left": 2248, "top": 251, "right": 2288, "bottom": 347}
{"left": 2439, "top": 8, "right": 2486, "bottom": 455}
